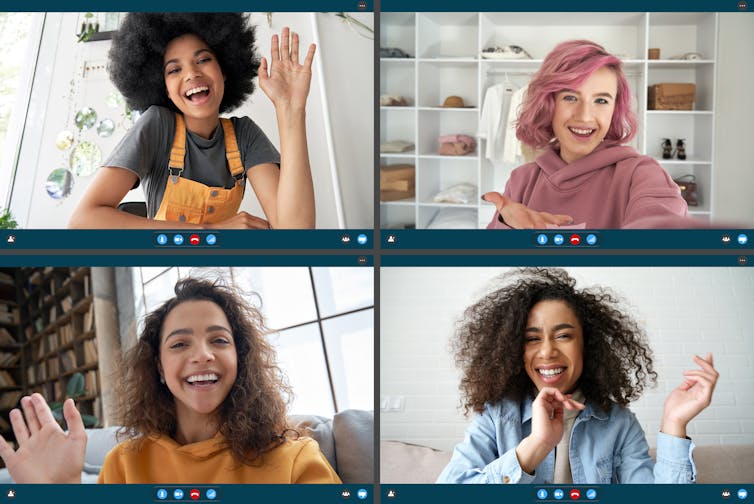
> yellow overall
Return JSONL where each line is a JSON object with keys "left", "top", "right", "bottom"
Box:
{"left": 154, "top": 113, "right": 245, "bottom": 224}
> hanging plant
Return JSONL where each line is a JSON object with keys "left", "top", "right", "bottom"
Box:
{"left": 263, "top": 12, "right": 373, "bottom": 39}
{"left": 76, "top": 13, "right": 100, "bottom": 43}
{"left": 334, "top": 13, "right": 373, "bottom": 40}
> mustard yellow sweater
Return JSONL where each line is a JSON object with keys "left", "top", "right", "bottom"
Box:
{"left": 97, "top": 433, "right": 341, "bottom": 484}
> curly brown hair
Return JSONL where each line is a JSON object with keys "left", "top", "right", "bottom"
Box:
{"left": 453, "top": 268, "right": 656, "bottom": 415}
{"left": 114, "top": 277, "right": 292, "bottom": 464}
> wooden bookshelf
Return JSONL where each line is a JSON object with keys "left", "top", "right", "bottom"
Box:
{"left": 16, "top": 267, "right": 101, "bottom": 425}
{"left": 0, "top": 269, "right": 22, "bottom": 445}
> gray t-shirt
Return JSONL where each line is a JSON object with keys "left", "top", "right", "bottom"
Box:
{"left": 104, "top": 105, "right": 280, "bottom": 218}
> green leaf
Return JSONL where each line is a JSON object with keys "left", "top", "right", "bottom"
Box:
{"left": 80, "top": 414, "right": 99, "bottom": 428}
{"left": 66, "top": 372, "right": 85, "bottom": 397}
{"left": 51, "top": 408, "right": 63, "bottom": 422}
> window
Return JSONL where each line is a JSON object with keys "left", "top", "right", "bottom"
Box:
{"left": 0, "top": 13, "right": 40, "bottom": 207}
{"left": 130, "top": 266, "right": 374, "bottom": 417}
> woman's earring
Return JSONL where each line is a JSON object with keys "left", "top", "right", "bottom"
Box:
{"left": 160, "top": 375, "right": 165, "bottom": 384}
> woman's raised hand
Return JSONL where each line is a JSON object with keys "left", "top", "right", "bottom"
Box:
{"left": 661, "top": 353, "right": 719, "bottom": 438}
{"left": 0, "top": 394, "right": 86, "bottom": 483}
{"left": 515, "top": 387, "right": 585, "bottom": 474}
{"left": 259, "top": 27, "right": 317, "bottom": 111}
{"left": 483, "top": 192, "right": 573, "bottom": 229}
{"left": 529, "top": 387, "right": 585, "bottom": 448}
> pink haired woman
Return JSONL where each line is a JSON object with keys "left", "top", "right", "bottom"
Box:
{"left": 484, "top": 40, "right": 696, "bottom": 229}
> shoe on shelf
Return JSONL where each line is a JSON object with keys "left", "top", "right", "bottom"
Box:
{"left": 662, "top": 138, "right": 673, "bottom": 159}
{"left": 676, "top": 139, "right": 687, "bottom": 160}
{"left": 480, "top": 45, "right": 532, "bottom": 60}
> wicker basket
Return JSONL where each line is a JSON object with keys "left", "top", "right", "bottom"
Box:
{"left": 648, "top": 83, "right": 696, "bottom": 110}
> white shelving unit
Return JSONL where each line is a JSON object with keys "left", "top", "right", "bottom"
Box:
{"left": 380, "top": 12, "right": 718, "bottom": 229}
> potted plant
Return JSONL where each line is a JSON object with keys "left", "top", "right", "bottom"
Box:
{"left": 50, "top": 372, "right": 99, "bottom": 429}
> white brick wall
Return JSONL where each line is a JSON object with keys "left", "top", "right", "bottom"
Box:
{"left": 380, "top": 267, "right": 754, "bottom": 452}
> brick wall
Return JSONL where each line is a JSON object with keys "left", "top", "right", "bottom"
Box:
{"left": 380, "top": 267, "right": 754, "bottom": 451}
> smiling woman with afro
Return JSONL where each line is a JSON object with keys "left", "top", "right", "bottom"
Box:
{"left": 69, "top": 13, "right": 317, "bottom": 231}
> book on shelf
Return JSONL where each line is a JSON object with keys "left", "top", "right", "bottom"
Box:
{"left": 83, "top": 338, "right": 98, "bottom": 364}
{"left": 83, "top": 304, "right": 94, "bottom": 333}
{"left": 84, "top": 370, "right": 98, "bottom": 395}
{"left": 83, "top": 275, "right": 90, "bottom": 297}
{"left": 59, "top": 323, "right": 74, "bottom": 345}
{"left": 29, "top": 271, "right": 42, "bottom": 286}
{"left": 0, "top": 310, "right": 16, "bottom": 325}
{"left": 60, "top": 350, "right": 76, "bottom": 372}
{"left": 92, "top": 397, "right": 101, "bottom": 421}
{"left": 53, "top": 380, "right": 62, "bottom": 399}
{"left": 0, "top": 370, "right": 16, "bottom": 387}
{"left": 48, "top": 358, "right": 59, "bottom": 377}
{"left": 0, "top": 328, "right": 15, "bottom": 346}
{"left": 0, "top": 352, "right": 20, "bottom": 366}
{"left": 45, "top": 333, "right": 57, "bottom": 351}
{"left": 27, "top": 367, "right": 35, "bottom": 385}
{"left": 61, "top": 296, "right": 73, "bottom": 312}
{"left": 48, "top": 305, "right": 57, "bottom": 322}
{"left": 0, "top": 391, "right": 22, "bottom": 409}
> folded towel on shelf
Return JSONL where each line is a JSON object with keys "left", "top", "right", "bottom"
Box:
{"left": 380, "top": 140, "right": 415, "bottom": 153}
{"left": 432, "top": 183, "right": 477, "bottom": 204}
{"left": 438, "top": 134, "right": 476, "bottom": 156}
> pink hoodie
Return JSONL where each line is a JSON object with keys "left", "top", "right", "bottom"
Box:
{"left": 486, "top": 141, "right": 701, "bottom": 229}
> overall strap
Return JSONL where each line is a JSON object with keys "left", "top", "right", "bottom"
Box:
{"left": 169, "top": 113, "right": 187, "bottom": 173}
{"left": 220, "top": 118, "right": 245, "bottom": 183}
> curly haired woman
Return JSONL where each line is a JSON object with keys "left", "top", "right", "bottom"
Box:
{"left": 482, "top": 40, "right": 702, "bottom": 229}
{"left": 437, "top": 268, "right": 718, "bottom": 484}
{"left": 0, "top": 278, "right": 340, "bottom": 483}
{"left": 69, "top": 13, "right": 316, "bottom": 229}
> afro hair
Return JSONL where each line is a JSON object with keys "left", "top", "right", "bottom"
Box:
{"left": 108, "top": 13, "right": 259, "bottom": 114}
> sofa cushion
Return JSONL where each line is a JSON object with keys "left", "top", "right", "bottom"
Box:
{"left": 82, "top": 426, "right": 120, "bottom": 474}
{"left": 650, "top": 444, "right": 754, "bottom": 484}
{"left": 380, "top": 440, "right": 451, "bottom": 483}
{"left": 288, "top": 414, "right": 336, "bottom": 470}
{"left": 333, "top": 409, "right": 374, "bottom": 484}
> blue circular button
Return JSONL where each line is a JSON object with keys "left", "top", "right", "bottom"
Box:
{"left": 357, "top": 233, "right": 368, "bottom": 245}
{"left": 586, "top": 489, "right": 597, "bottom": 500}
{"left": 206, "top": 234, "right": 217, "bottom": 245}
{"left": 357, "top": 488, "right": 368, "bottom": 500}
{"left": 553, "top": 489, "right": 564, "bottom": 500}
{"left": 537, "top": 489, "right": 548, "bottom": 499}
{"left": 553, "top": 234, "right": 564, "bottom": 245}
{"left": 156, "top": 489, "right": 168, "bottom": 500}
{"left": 739, "top": 488, "right": 748, "bottom": 499}
{"left": 537, "top": 233, "right": 548, "bottom": 245}
{"left": 156, "top": 234, "right": 168, "bottom": 245}
{"left": 173, "top": 234, "right": 184, "bottom": 245}
{"left": 206, "top": 489, "right": 217, "bottom": 500}
{"left": 586, "top": 234, "right": 597, "bottom": 245}
{"left": 738, "top": 234, "right": 748, "bottom": 245}
{"left": 173, "top": 489, "right": 184, "bottom": 500}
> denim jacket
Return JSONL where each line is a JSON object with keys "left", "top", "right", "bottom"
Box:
{"left": 436, "top": 397, "right": 696, "bottom": 484}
